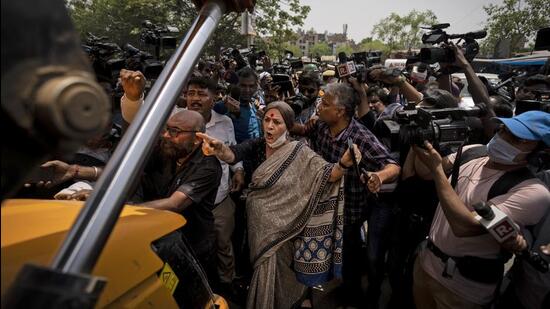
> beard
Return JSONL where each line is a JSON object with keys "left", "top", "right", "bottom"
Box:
{"left": 160, "top": 139, "right": 193, "bottom": 160}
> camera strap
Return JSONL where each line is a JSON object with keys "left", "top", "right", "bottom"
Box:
{"left": 450, "top": 143, "right": 466, "bottom": 189}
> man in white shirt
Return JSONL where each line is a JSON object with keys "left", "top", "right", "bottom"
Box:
{"left": 185, "top": 77, "right": 245, "bottom": 288}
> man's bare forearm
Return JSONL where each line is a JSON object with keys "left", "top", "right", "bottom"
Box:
{"left": 463, "top": 64, "right": 490, "bottom": 105}
{"left": 376, "top": 163, "right": 400, "bottom": 183}
{"left": 399, "top": 82, "right": 423, "bottom": 103}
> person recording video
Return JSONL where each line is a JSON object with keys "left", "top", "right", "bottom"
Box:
{"left": 411, "top": 111, "right": 550, "bottom": 309}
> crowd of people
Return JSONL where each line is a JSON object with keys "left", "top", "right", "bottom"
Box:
{"left": 21, "top": 41, "right": 550, "bottom": 309}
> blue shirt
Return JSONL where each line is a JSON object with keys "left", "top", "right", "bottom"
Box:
{"left": 214, "top": 100, "right": 261, "bottom": 143}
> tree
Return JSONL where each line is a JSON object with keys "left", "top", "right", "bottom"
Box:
{"left": 372, "top": 10, "right": 437, "bottom": 53}
{"left": 67, "top": 0, "right": 310, "bottom": 58}
{"left": 482, "top": 0, "right": 550, "bottom": 57}
{"left": 309, "top": 42, "right": 331, "bottom": 57}
{"left": 67, "top": 0, "right": 189, "bottom": 48}
{"left": 282, "top": 43, "right": 302, "bottom": 57}
{"left": 248, "top": 0, "right": 310, "bottom": 58}
{"left": 335, "top": 43, "right": 353, "bottom": 56}
{"left": 358, "top": 39, "right": 389, "bottom": 54}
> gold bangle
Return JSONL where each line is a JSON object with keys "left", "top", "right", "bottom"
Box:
{"left": 92, "top": 166, "right": 99, "bottom": 179}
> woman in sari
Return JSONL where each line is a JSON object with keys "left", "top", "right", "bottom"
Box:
{"left": 197, "top": 101, "right": 361, "bottom": 309}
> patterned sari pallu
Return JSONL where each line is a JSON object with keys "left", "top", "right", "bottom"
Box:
{"left": 246, "top": 141, "right": 345, "bottom": 309}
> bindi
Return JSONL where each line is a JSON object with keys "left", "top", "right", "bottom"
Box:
{"left": 269, "top": 113, "right": 275, "bottom": 118}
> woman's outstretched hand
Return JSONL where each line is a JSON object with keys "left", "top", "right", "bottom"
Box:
{"left": 196, "top": 132, "right": 223, "bottom": 157}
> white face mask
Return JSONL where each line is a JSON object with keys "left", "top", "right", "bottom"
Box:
{"left": 486, "top": 133, "right": 530, "bottom": 165}
{"left": 266, "top": 130, "right": 288, "bottom": 149}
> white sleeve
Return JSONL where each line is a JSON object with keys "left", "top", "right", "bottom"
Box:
{"left": 225, "top": 118, "right": 244, "bottom": 171}
{"left": 121, "top": 94, "right": 144, "bottom": 123}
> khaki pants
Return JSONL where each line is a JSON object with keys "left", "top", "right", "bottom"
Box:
{"left": 213, "top": 197, "right": 236, "bottom": 283}
{"left": 413, "top": 254, "right": 483, "bottom": 309}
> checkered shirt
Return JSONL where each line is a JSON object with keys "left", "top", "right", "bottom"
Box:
{"left": 309, "top": 118, "right": 397, "bottom": 224}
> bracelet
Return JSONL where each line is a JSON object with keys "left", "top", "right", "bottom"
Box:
{"left": 73, "top": 165, "right": 80, "bottom": 179}
{"left": 92, "top": 166, "right": 99, "bottom": 179}
{"left": 338, "top": 160, "right": 350, "bottom": 170}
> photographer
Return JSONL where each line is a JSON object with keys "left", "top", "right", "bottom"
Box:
{"left": 411, "top": 111, "right": 550, "bottom": 309}
{"left": 292, "top": 71, "right": 322, "bottom": 124}
{"left": 368, "top": 66, "right": 424, "bottom": 104}
{"left": 440, "top": 43, "right": 498, "bottom": 141}
{"left": 515, "top": 74, "right": 550, "bottom": 101}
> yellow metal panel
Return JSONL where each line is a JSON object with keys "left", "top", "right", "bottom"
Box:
{"left": 1, "top": 199, "right": 186, "bottom": 307}
{"left": 105, "top": 274, "right": 179, "bottom": 309}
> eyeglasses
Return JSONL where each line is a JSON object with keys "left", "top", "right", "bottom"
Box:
{"left": 164, "top": 126, "right": 198, "bottom": 137}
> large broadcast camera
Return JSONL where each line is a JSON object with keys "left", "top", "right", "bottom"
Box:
{"left": 516, "top": 90, "right": 550, "bottom": 115}
{"left": 220, "top": 45, "right": 267, "bottom": 71}
{"left": 420, "top": 23, "right": 486, "bottom": 72}
{"left": 82, "top": 33, "right": 126, "bottom": 86}
{"left": 82, "top": 33, "right": 164, "bottom": 99}
{"left": 140, "top": 20, "right": 179, "bottom": 59}
{"left": 378, "top": 104, "right": 486, "bottom": 154}
{"left": 272, "top": 49, "right": 303, "bottom": 75}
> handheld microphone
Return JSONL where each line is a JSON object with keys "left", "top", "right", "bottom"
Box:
{"left": 473, "top": 201, "right": 549, "bottom": 273}
{"left": 473, "top": 201, "right": 518, "bottom": 243}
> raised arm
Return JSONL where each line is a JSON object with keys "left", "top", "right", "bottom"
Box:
{"left": 119, "top": 69, "right": 146, "bottom": 124}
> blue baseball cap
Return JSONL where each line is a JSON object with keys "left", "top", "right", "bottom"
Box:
{"left": 495, "top": 111, "right": 550, "bottom": 146}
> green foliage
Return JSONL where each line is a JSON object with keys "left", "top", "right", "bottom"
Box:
{"left": 482, "top": 0, "right": 550, "bottom": 56}
{"left": 335, "top": 44, "right": 353, "bottom": 56}
{"left": 67, "top": 0, "right": 310, "bottom": 58}
{"left": 372, "top": 10, "right": 438, "bottom": 52}
{"left": 358, "top": 39, "right": 389, "bottom": 55}
{"left": 309, "top": 42, "right": 331, "bottom": 57}
{"left": 282, "top": 43, "right": 302, "bottom": 57}
{"left": 68, "top": 0, "right": 192, "bottom": 46}
{"left": 254, "top": 0, "right": 310, "bottom": 58}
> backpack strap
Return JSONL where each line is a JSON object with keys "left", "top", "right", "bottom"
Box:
{"left": 459, "top": 145, "right": 488, "bottom": 166}
{"left": 487, "top": 167, "right": 535, "bottom": 201}
{"left": 450, "top": 145, "right": 488, "bottom": 188}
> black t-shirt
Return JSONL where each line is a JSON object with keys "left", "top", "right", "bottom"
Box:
{"left": 229, "top": 137, "right": 267, "bottom": 174}
{"left": 135, "top": 146, "right": 222, "bottom": 257}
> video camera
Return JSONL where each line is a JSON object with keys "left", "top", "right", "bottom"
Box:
{"left": 378, "top": 104, "right": 486, "bottom": 152}
{"left": 82, "top": 33, "right": 165, "bottom": 100}
{"left": 140, "top": 20, "right": 179, "bottom": 59}
{"left": 140, "top": 20, "right": 178, "bottom": 48}
{"left": 82, "top": 33, "right": 126, "bottom": 86}
{"left": 220, "top": 45, "right": 268, "bottom": 71}
{"left": 363, "top": 64, "right": 404, "bottom": 89}
{"left": 516, "top": 89, "right": 550, "bottom": 115}
{"left": 271, "top": 49, "right": 303, "bottom": 75}
{"left": 420, "top": 23, "right": 486, "bottom": 71}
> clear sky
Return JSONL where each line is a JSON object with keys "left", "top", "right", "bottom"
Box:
{"left": 297, "top": 0, "right": 504, "bottom": 42}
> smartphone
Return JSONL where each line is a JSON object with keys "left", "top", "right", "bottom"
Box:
{"left": 347, "top": 138, "right": 362, "bottom": 179}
